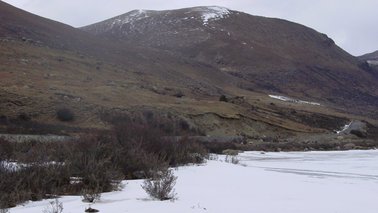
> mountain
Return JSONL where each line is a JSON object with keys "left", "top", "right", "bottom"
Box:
{"left": 82, "top": 6, "right": 378, "bottom": 116}
{"left": 0, "top": 2, "right": 271, "bottom": 135}
{"left": 1, "top": 2, "right": 377, "bottom": 143}
{"left": 0, "top": 2, "right": 227, "bottom": 125}
{"left": 360, "top": 50, "right": 378, "bottom": 60}
{"left": 358, "top": 50, "right": 378, "bottom": 81}
{"left": 359, "top": 50, "right": 378, "bottom": 68}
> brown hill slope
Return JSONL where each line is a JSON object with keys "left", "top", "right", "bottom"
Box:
{"left": 0, "top": 2, "right": 377, "bottom": 143}
{"left": 0, "top": 2, "right": 268, "bottom": 133}
{"left": 82, "top": 6, "right": 378, "bottom": 117}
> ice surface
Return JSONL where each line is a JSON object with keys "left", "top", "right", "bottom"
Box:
{"left": 10, "top": 150, "right": 378, "bottom": 213}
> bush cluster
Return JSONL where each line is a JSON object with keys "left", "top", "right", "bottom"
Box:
{"left": 219, "top": 95, "right": 228, "bottom": 102}
{"left": 0, "top": 114, "right": 208, "bottom": 208}
{"left": 0, "top": 163, "right": 70, "bottom": 208}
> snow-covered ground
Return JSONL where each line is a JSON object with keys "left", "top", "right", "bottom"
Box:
{"left": 11, "top": 150, "right": 378, "bottom": 213}
{"left": 269, "top": 94, "right": 321, "bottom": 106}
{"left": 336, "top": 121, "right": 352, "bottom": 134}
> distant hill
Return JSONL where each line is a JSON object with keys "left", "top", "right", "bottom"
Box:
{"left": 359, "top": 50, "right": 378, "bottom": 67}
{"left": 358, "top": 50, "right": 378, "bottom": 80}
{"left": 360, "top": 50, "right": 378, "bottom": 60}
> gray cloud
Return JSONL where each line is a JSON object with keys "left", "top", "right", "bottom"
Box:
{"left": 3, "top": 0, "right": 378, "bottom": 56}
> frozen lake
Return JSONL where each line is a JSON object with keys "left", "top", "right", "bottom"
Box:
{"left": 239, "top": 150, "right": 378, "bottom": 181}
{"left": 11, "top": 150, "right": 378, "bottom": 213}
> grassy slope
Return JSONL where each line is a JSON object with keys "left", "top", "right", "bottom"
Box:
{"left": 0, "top": 2, "right": 377, "bottom": 141}
{"left": 1, "top": 40, "right": 375, "bottom": 138}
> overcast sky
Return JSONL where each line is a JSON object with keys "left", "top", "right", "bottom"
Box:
{"left": 2, "top": 0, "right": 378, "bottom": 56}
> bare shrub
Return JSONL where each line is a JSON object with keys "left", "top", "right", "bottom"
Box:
{"left": 207, "top": 154, "right": 219, "bottom": 161}
{"left": 0, "top": 164, "right": 17, "bottom": 209}
{"left": 0, "top": 160, "right": 71, "bottom": 208}
{"left": 0, "top": 191, "right": 10, "bottom": 213}
{"left": 112, "top": 119, "right": 207, "bottom": 177}
{"left": 0, "top": 209, "right": 9, "bottom": 213}
{"left": 222, "top": 149, "right": 240, "bottom": 156}
{"left": 141, "top": 168, "right": 177, "bottom": 201}
{"left": 225, "top": 155, "right": 239, "bottom": 164}
{"left": 81, "top": 188, "right": 101, "bottom": 203}
{"left": 165, "top": 137, "right": 208, "bottom": 166}
{"left": 43, "top": 198, "right": 63, "bottom": 213}
{"left": 18, "top": 113, "right": 31, "bottom": 121}
{"left": 203, "top": 142, "right": 237, "bottom": 154}
{"left": 0, "top": 139, "right": 13, "bottom": 161}
{"left": 174, "top": 91, "right": 184, "bottom": 98}
{"left": 232, "top": 157, "right": 239, "bottom": 164}
{"left": 56, "top": 108, "right": 74, "bottom": 122}
{"left": 219, "top": 95, "right": 228, "bottom": 102}
{"left": 67, "top": 134, "right": 124, "bottom": 193}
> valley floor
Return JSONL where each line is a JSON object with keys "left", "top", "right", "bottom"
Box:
{"left": 11, "top": 150, "right": 378, "bottom": 213}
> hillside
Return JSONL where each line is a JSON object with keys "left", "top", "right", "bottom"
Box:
{"left": 82, "top": 6, "right": 378, "bottom": 116}
{"left": 360, "top": 50, "right": 378, "bottom": 61}
{"left": 359, "top": 50, "right": 378, "bottom": 70}
{"left": 0, "top": 2, "right": 377, "bottom": 143}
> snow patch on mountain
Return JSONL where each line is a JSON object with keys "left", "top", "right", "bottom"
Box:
{"left": 110, "top": 10, "right": 149, "bottom": 28}
{"left": 194, "top": 6, "right": 231, "bottom": 25}
{"left": 83, "top": 6, "right": 233, "bottom": 34}
{"left": 336, "top": 122, "right": 352, "bottom": 134}
{"left": 335, "top": 121, "right": 366, "bottom": 135}
{"left": 367, "top": 60, "right": 378, "bottom": 66}
{"left": 269, "top": 95, "right": 321, "bottom": 106}
{"left": 82, "top": 9, "right": 153, "bottom": 34}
